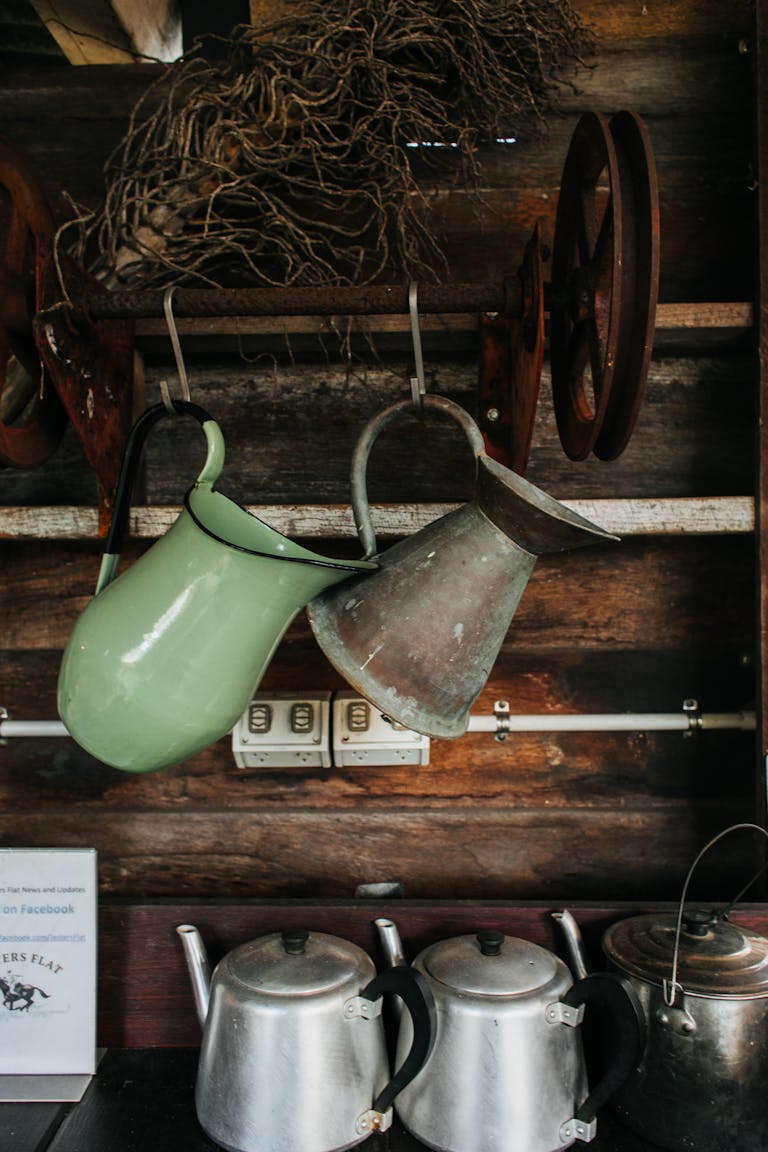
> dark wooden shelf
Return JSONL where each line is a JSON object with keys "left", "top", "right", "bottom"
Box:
{"left": 2, "top": 1048, "right": 663, "bottom": 1152}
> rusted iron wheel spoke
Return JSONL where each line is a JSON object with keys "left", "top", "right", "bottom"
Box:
{"left": 0, "top": 134, "right": 67, "bottom": 468}
{"left": 592, "top": 195, "right": 615, "bottom": 295}
{"left": 564, "top": 317, "right": 598, "bottom": 423}
{"left": 575, "top": 181, "right": 605, "bottom": 270}
{"left": 550, "top": 110, "right": 623, "bottom": 461}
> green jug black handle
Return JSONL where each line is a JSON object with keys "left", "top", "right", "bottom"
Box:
{"left": 351, "top": 394, "right": 486, "bottom": 559}
{"left": 561, "top": 971, "right": 646, "bottom": 1125}
{"left": 105, "top": 399, "right": 215, "bottom": 556}
{"left": 94, "top": 399, "right": 220, "bottom": 595}
{"left": 360, "top": 966, "right": 437, "bottom": 1115}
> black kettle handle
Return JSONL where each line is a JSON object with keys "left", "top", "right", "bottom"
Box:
{"left": 105, "top": 399, "right": 215, "bottom": 557}
{"left": 361, "top": 965, "right": 437, "bottom": 1115}
{"left": 561, "top": 971, "right": 645, "bottom": 1124}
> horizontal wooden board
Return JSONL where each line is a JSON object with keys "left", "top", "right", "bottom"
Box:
{"left": 0, "top": 647, "right": 755, "bottom": 809}
{"left": 0, "top": 536, "right": 754, "bottom": 650}
{"left": 577, "top": 0, "right": 755, "bottom": 39}
{"left": 132, "top": 303, "right": 755, "bottom": 337}
{"left": 0, "top": 497, "right": 756, "bottom": 541}
{"left": 0, "top": 807, "right": 756, "bottom": 904}
{"left": 96, "top": 898, "right": 768, "bottom": 1047}
{"left": 0, "top": 352, "right": 755, "bottom": 507}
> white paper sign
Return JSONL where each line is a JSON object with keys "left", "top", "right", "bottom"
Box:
{"left": 0, "top": 849, "right": 97, "bottom": 1075}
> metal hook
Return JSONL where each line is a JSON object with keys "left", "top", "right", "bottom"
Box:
{"left": 408, "top": 281, "right": 426, "bottom": 410}
{"left": 159, "top": 286, "right": 191, "bottom": 413}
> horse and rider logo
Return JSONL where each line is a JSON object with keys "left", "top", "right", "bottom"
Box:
{"left": 0, "top": 971, "right": 50, "bottom": 1012}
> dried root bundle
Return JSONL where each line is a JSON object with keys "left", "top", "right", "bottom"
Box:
{"left": 77, "top": 0, "right": 593, "bottom": 288}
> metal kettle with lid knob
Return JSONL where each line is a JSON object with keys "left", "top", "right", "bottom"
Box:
{"left": 177, "top": 923, "right": 436, "bottom": 1152}
{"left": 375, "top": 918, "right": 643, "bottom": 1152}
{"left": 570, "top": 823, "right": 768, "bottom": 1152}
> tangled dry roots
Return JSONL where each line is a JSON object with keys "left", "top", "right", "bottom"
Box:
{"left": 77, "top": 0, "right": 593, "bottom": 289}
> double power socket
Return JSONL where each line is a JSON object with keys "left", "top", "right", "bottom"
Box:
{"left": 231, "top": 691, "right": 430, "bottom": 769}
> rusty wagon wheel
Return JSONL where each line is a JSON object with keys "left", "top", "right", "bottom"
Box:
{"left": 0, "top": 134, "right": 67, "bottom": 468}
{"left": 549, "top": 109, "right": 660, "bottom": 461}
{"left": 549, "top": 110, "right": 624, "bottom": 461}
{"left": 592, "top": 110, "right": 660, "bottom": 460}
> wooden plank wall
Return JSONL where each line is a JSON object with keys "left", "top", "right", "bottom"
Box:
{"left": 0, "top": 0, "right": 762, "bottom": 902}
{"left": 95, "top": 900, "right": 768, "bottom": 1047}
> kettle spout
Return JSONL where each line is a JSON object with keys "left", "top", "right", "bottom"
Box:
{"left": 552, "top": 909, "right": 589, "bottom": 980}
{"left": 176, "top": 923, "right": 212, "bottom": 1028}
{"left": 374, "top": 917, "right": 406, "bottom": 968}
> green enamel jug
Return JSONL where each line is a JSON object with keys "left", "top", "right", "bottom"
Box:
{"left": 57, "top": 400, "right": 376, "bottom": 773}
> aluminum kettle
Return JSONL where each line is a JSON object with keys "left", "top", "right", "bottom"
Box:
{"left": 308, "top": 395, "right": 617, "bottom": 739}
{"left": 177, "top": 923, "right": 436, "bottom": 1152}
{"left": 375, "top": 918, "right": 643, "bottom": 1152}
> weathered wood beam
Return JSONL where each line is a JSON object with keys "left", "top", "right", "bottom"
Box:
{"left": 0, "top": 496, "right": 755, "bottom": 541}
{"left": 134, "top": 302, "right": 755, "bottom": 339}
{"left": 28, "top": 0, "right": 180, "bottom": 64}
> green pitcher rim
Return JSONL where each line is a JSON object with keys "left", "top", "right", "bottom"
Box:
{"left": 183, "top": 487, "right": 378, "bottom": 572}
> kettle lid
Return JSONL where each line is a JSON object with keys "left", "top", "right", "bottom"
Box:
{"left": 603, "top": 910, "right": 768, "bottom": 998}
{"left": 225, "top": 929, "right": 373, "bottom": 996}
{"left": 420, "top": 931, "right": 566, "bottom": 997}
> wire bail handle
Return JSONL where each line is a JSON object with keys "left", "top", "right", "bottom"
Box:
{"left": 159, "top": 286, "right": 192, "bottom": 412}
{"left": 664, "top": 821, "right": 768, "bottom": 1006}
{"left": 408, "top": 281, "right": 426, "bottom": 409}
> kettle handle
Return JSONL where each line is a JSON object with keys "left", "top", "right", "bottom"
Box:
{"left": 561, "top": 971, "right": 645, "bottom": 1126}
{"left": 665, "top": 821, "right": 768, "bottom": 1006}
{"left": 351, "top": 395, "right": 486, "bottom": 559}
{"left": 360, "top": 965, "right": 437, "bottom": 1114}
{"left": 95, "top": 399, "right": 224, "bottom": 594}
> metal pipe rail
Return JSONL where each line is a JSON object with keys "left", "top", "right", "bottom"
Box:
{"left": 465, "top": 711, "right": 756, "bottom": 734}
{"left": 0, "top": 706, "right": 756, "bottom": 742}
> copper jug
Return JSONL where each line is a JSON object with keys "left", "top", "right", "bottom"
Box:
{"left": 308, "top": 395, "right": 617, "bottom": 739}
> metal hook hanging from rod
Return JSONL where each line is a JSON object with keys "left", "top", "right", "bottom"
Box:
{"left": 408, "top": 281, "right": 426, "bottom": 409}
{"left": 159, "top": 285, "right": 192, "bottom": 413}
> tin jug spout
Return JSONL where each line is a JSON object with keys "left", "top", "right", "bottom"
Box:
{"left": 177, "top": 924, "right": 212, "bottom": 1028}
{"left": 375, "top": 917, "right": 407, "bottom": 968}
{"left": 552, "top": 909, "right": 590, "bottom": 981}
{"left": 308, "top": 395, "right": 617, "bottom": 739}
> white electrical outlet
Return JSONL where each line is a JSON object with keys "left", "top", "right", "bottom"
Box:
{"left": 232, "top": 692, "right": 332, "bottom": 768}
{"left": 332, "top": 691, "right": 430, "bottom": 766}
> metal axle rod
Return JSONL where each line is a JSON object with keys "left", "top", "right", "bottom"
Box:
{"left": 75, "top": 281, "right": 525, "bottom": 323}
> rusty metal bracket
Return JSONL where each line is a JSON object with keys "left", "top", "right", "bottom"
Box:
{"left": 0, "top": 134, "right": 68, "bottom": 469}
{"left": 34, "top": 249, "right": 137, "bottom": 536}
{"left": 478, "top": 222, "right": 545, "bottom": 473}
